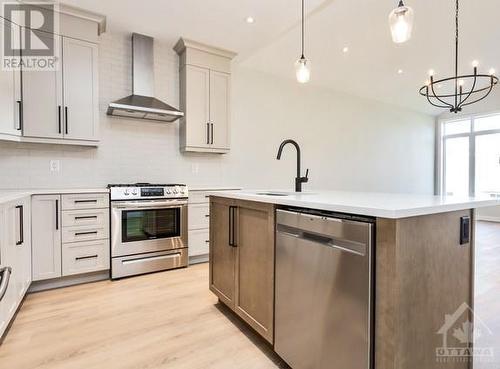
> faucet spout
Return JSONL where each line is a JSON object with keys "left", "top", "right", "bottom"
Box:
{"left": 276, "top": 139, "right": 309, "bottom": 192}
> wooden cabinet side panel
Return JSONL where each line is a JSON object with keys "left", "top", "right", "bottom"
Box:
{"left": 376, "top": 210, "right": 473, "bottom": 369}
{"left": 234, "top": 200, "right": 275, "bottom": 343}
{"left": 209, "top": 198, "right": 235, "bottom": 308}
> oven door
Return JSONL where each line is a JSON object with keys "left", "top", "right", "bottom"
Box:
{"left": 111, "top": 199, "right": 187, "bottom": 257}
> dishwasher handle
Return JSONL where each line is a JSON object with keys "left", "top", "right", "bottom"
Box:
{"left": 277, "top": 224, "right": 368, "bottom": 256}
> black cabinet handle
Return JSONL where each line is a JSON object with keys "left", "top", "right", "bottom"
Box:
{"left": 55, "top": 199, "right": 59, "bottom": 230}
{"left": 229, "top": 206, "right": 237, "bottom": 247}
{"left": 75, "top": 215, "right": 98, "bottom": 220}
{"left": 15, "top": 205, "right": 23, "bottom": 245}
{"left": 58, "top": 105, "right": 62, "bottom": 134}
{"left": 210, "top": 123, "right": 214, "bottom": 144}
{"left": 16, "top": 100, "right": 22, "bottom": 130}
{"left": 206, "top": 122, "right": 210, "bottom": 144}
{"left": 75, "top": 231, "right": 98, "bottom": 236}
{"left": 75, "top": 255, "right": 98, "bottom": 261}
{"left": 74, "top": 199, "right": 98, "bottom": 204}
{"left": 64, "top": 106, "right": 68, "bottom": 134}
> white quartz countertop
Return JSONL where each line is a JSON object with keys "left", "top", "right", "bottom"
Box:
{"left": 208, "top": 190, "right": 500, "bottom": 219}
{"left": 0, "top": 188, "right": 108, "bottom": 205}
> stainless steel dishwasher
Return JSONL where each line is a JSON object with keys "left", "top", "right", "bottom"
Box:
{"left": 275, "top": 208, "right": 374, "bottom": 369}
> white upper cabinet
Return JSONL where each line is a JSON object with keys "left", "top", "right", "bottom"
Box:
{"left": 62, "top": 37, "right": 99, "bottom": 141}
{"left": 0, "top": 7, "right": 103, "bottom": 147}
{"left": 23, "top": 34, "right": 98, "bottom": 142}
{"left": 22, "top": 32, "right": 64, "bottom": 139}
{"left": 183, "top": 65, "right": 210, "bottom": 148}
{"left": 209, "top": 70, "right": 230, "bottom": 150}
{"left": 174, "top": 38, "right": 236, "bottom": 154}
{"left": 0, "top": 19, "right": 22, "bottom": 137}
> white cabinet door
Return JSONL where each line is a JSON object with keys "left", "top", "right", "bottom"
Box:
{"left": 62, "top": 37, "right": 98, "bottom": 141}
{"left": 209, "top": 70, "right": 230, "bottom": 150}
{"left": 0, "top": 205, "right": 15, "bottom": 338}
{"left": 32, "top": 195, "right": 62, "bottom": 281}
{"left": 9, "top": 198, "right": 31, "bottom": 298}
{"left": 184, "top": 65, "right": 210, "bottom": 149}
{"left": 0, "top": 19, "right": 22, "bottom": 137}
{"left": 22, "top": 33, "right": 63, "bottom": 139}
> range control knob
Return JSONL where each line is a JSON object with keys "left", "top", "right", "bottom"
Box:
{"left": 166, "top": 189, "right": 171, "bottom": 194}
{"left": 132, "top": 189, "right": 138, "bottom": 195}
{"left": 173, "top": 188, "right": 178, "bottom": 194}
{"left": 124, "top": 189, "right": 130, "bottom": 196}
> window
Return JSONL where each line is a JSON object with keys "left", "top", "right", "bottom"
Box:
{"left": 440, "top": 113, "right": 500, "bottom": 197}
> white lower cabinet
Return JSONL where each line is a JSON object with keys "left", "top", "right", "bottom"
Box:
{"left": 0, "top": 196, "right": 31, "bottom": 338}
{"left": 31, "top": 192, "right": 110, "bottom": 283}
{"left": 31, "top": 195, "right": 62, "bottom": 281}
{"left": 62, "top": 240, "right": 109, "bottom": 276}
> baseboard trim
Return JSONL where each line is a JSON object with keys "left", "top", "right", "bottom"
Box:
{"left": 189, "top": 254, "right": 209, "bottom": 265}
{"left": 476, "top": 216, "right": 500, "bottom": 223}
{"left": 29, "top": 270, "right": 110, "bottom": 292}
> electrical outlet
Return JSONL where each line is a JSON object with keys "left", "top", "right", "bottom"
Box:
{"left": 49, "top": 160, "right": 60, "bottom": 173}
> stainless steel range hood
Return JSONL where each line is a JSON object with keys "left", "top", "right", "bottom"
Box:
{"left": 107, "top": 33, "right": 184, "bottom": 123}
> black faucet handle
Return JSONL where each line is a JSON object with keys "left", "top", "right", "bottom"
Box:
{"left": 305, "top": 169, "right": 309, "bottom": 179}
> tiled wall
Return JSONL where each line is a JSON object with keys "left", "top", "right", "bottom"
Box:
{"left": 0, "top": 32, "right": 436, "bottom": 193}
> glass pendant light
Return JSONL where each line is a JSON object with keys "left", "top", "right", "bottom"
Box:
{"left": 389, "top": 0, "right": 414, "bottom": 44}
{"left": 295, "top": 0, "right": 310, "bottom": 83}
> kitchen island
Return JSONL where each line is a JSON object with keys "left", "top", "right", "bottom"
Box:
{"left": 208, "top": 190, "right": 499, "bottom": 369}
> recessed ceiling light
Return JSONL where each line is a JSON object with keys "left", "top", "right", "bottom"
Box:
{"left": 397, "top": 69, "right": 403, "bottom": 74}
{"left": 342, "top": 46, "right": 349, "bottom": 53}
{"left": 245, "top": 16, "right": 255, "bottom": 24}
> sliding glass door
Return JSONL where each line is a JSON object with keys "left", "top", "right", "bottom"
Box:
{"left": 441, "top": 113, "right": 500, "bottom": 197}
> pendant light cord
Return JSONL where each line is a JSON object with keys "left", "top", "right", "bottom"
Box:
{"left": 301, "top": 0, "right": 305, "bottom": 58}
{"left": 455, "top": 0, "right": 459, "bottom": 106}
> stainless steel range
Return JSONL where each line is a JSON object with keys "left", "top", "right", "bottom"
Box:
{"left": 108, "top": 183, "right": 188, "bottom": 279}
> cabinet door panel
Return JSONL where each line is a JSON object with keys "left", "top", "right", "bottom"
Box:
{"left": 0, "top": 19, "right": 22, "bottom": 136}
{"left": 209, "top": 70, "right": 230, "bottom": 150}
{"left": 62, "top": 37, "right": 98, "bottom": 140}
{"left": 234, "top": 201, "right": 275, "bottom": 343}
{"left": 32, "top": 195, "right": 62, "bottom": 281}
{"left": 22, "top": 33, "right": 63, "bottom": 139}
{"left": 184, "top": 65, "right": 210, "bottom": 148}
{"left": 209, "top": 199, "right": 235, "bottom": 308}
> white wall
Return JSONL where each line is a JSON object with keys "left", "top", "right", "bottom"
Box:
{"left": 0, "top": 32, "right": 435, "bottom": 193}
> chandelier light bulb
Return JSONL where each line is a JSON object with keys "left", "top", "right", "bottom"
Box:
{"left": 295, "top": 57, "right": 311, "bottom": 84}
{"left": 428, "top": 69, "right": 435, "bottom": 77}
{"left": 489, "top": 68, "right": 496, "bottom": 76}
{"left": 458, "top": 79, "right": 465, "bottom": 86}
{"left": 425, "top": 80, "right": 431, "bottom": 87}
{"left": 389, "top": 1, "right": 414, "bottom": 44}
{"left": 472, "top": 60, "right": 479, "bottom": 68}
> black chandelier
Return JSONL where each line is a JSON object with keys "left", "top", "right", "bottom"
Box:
{"left": 419, "top": 0, "right": 498, "bottom": 113}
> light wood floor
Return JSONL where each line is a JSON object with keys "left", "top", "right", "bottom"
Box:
{"left": 0, "top": 221, "right": 498, "bottom": 369}
{"left": 0, "top": 264, "right": 287, "bottom": 369}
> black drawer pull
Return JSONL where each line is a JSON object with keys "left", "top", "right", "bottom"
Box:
{"left": 75, "top": 216, "right": 98, "bottom": 220}
{"left": 16, "top": 100, "right": 22, "bottom": 130}
{"left": 205, "top": 214, "right": 210, "bottom": 218}
{"left": 75, "top": 255, "right": 98, "bottom": 261}
{"left": 75, "top": 231, "right": 98, "bottom": 236}
{"left": 205, "top": 240, "right": 210, "bottom": 243}
{"left": 74, "top": 199, "right": 98, "bottom": 204}
{"left": 15, "top": 205, "right": 23, "bottom": 245}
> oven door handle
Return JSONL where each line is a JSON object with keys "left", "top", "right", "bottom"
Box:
{"left": 113, "top": 201, "right": 187, "bottom": 209}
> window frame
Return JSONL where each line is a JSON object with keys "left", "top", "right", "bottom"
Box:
{"left": 438, "top": 110, "right": 500, "bottom": 197}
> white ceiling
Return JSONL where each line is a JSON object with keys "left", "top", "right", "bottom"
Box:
{"left": 63, "top": 0, "right": 500, "bottom": 116}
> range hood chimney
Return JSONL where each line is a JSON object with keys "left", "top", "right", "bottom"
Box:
{"left": 107, "top": 33, "right": 184, "bottom": 122}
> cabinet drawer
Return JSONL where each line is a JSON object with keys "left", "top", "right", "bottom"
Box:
{"left": 62, "top": 239, "right": 110, "bottom": 276}
{"left": 62, "top": 225, "right": 109, "bottom": 243}
{"left": 188, "top": 229, "right": 210, "bottom": 257}
{"left": 62, "top": 208, "right": 108, "bottom": 228}
{"left": 62, "top": 193, "right": 109, "bottom": 210}
{"left": 188, "top": 204, "right": 210, "bottom": 230}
